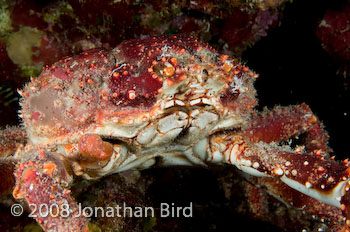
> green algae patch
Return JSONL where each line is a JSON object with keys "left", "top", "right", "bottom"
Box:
{"left": 7, "top": 27, "right": 44, "bottom": 76}
{"left": 143, "top": 217, "right": 157, "bottom": 232}
{"left": 23, "top": 223, "right": 43, "bottom": 232}
{"left": 7, "top": 27, "right": 43, "bottom": 66}
{"left": 88, "top": 222, "right": 102, "bottom": 232}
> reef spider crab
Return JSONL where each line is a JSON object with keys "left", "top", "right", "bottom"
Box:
{"left": 1, "top": 35, "right": 350, "bottom": 231}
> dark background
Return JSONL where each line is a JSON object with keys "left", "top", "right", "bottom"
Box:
{"left": 244, "top": 0, "right": 349, "bottom": 160}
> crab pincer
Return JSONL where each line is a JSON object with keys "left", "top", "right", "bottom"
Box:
{"left": 12, "top": 150, "right": 88, "bottom": 232}
{"left": 78, "top": 134, "right": 113, "bottom": 160}
{"left": 208, "top": 104, "right": 350, "bottom": 230}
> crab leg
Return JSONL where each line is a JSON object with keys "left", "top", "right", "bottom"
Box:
{"left": 245, "top": 175, "right": 345, "bottom": 229}
{"left": 243, "top": 103, "right": 330, "bottom": 153}
{"left": 234, "top": 174, "right": 345, "bottom": 231}
{"left": 243, "top": 104, "right": 350, "bottom": 229}
{"left": 0, "top": 127, "right": 26, "bottom": 196}
{"left": 0, "top": 127, "right": 27, "bottom": 158}
{"left": 209, "top": 133, "right": 350, "bottom": 206}
{"left": 207, "top": 104, "right": 350, "bottom": 229}
{"left": 13, "top": 149, "right": 88, "bottom": 232}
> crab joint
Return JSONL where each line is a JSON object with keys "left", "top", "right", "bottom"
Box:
{"left": 43, "top": 162, "right": 57, "bottom": 176}
{"left": 78, "top": 134, "right": 113, "bottom": 161}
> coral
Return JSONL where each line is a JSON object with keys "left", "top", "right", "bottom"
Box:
{"left": 317, "top": 4, "right": 350, "bottom": 78}
{"left": 317, "top": 5, "right": 350, "bottom": 62}
{"left": 221, "top": 8, "right": 280, "bottom": 54}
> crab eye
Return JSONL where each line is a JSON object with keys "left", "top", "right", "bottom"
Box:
{"left": 152, "top": 61, "right": 175, "bottom": 78}
{"left": 162, "top": 62, "right": 175, "bottom": 77}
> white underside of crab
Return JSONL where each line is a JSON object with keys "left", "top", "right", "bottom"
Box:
{"left": 56, "top": 106, "right": 349, "bottom": 210}
{"left": 65, "top": 109, "right": 244, "bottom": 176}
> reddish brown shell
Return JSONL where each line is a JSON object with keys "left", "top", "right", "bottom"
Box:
{"left": 20, "top": 35, "right": 258, "bottom": 139}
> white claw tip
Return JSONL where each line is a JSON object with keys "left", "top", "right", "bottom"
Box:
{"left": 305, "top": 181, "right": 312, "bottom": 188}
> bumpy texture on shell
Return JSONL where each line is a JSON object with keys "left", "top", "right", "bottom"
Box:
{"left": 20, "top": 35, "right": 258, "bottom": 145}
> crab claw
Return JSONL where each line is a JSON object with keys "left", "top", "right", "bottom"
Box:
{"left": 209, "top": 132, "right": 350, "bottom": 204}
{"left": 245, "top": 175, "right": 346, "bottom": 230}
{"left": 74, "top": 133, "right": 137, "bottom": 179}
{"left": 207, "top": 104, "right": 350, "bottom": 229}
{"left": 340, "top": 191, "right": 350, "bottom": 231}
{"left": 78, "top": 134, "right": 114, "bottom": 162}
{"left": 75, "top": 133, "right": 117, "bottom": 174}
{"left": 13, "top": 149, "right": 88, "bottom": 232}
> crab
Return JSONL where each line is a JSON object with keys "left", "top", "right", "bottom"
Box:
{"left": 1, "top": 35, "right": 350, "bottom": 231}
